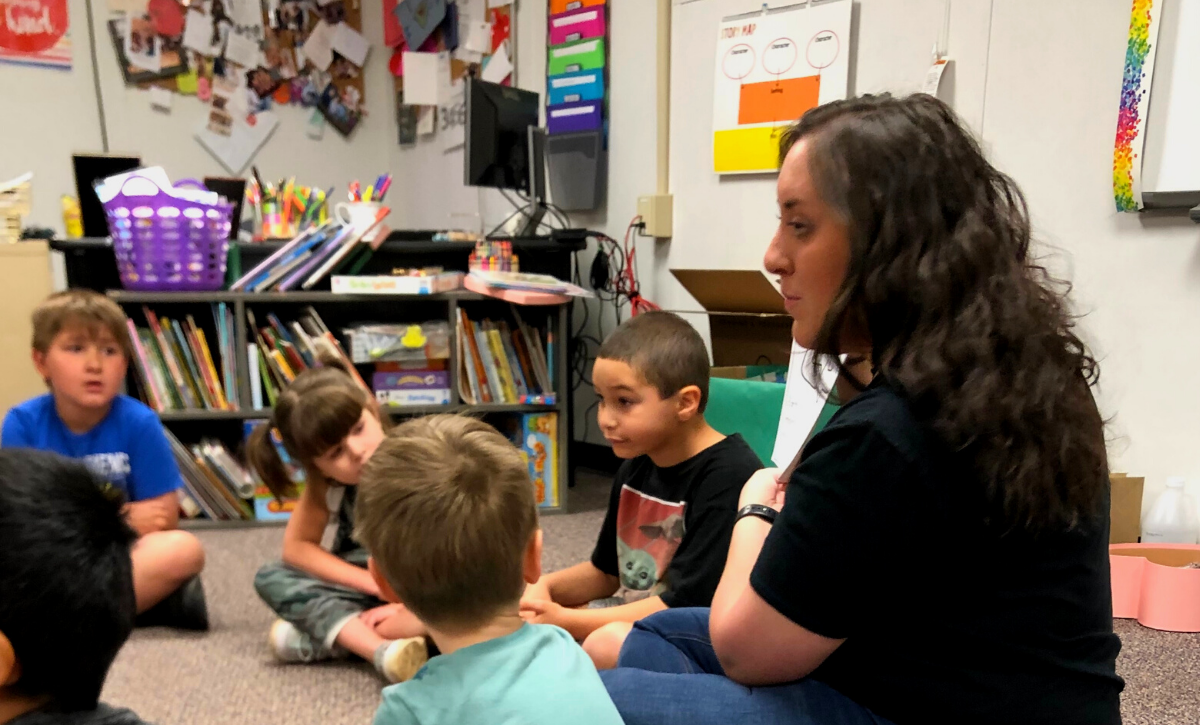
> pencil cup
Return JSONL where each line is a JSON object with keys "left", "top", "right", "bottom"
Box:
{"left": 335, "top": 201, "right": 386, "bottom": 233}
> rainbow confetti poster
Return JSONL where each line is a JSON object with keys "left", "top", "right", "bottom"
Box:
{"left": 1113, "top": 0, "right": 1163, "bottom": 212}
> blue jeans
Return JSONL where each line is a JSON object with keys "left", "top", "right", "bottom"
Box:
{"left": 600, "top": 608, "right": 894, "bottom": 725}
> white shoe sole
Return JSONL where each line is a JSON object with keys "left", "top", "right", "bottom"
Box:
{"left": 383, "top": 637, "right": 429, "bottom": 683}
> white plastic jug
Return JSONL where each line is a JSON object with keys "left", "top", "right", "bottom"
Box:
{"left": 1141, "top": 477, "right": 1200, "bottom": 544}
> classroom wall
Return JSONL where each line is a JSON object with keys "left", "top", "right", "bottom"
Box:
{"left": 981, "top": 0, "right": 1200, "bottom": 504}
{"left": 0, "top": 0, "right": 396, "bottom": 235}
{"left": 7, "top": 1, "right": 1196, "bottom": 499}
{"left": 529, "top": 0, "right": 1200, "bottom": 499}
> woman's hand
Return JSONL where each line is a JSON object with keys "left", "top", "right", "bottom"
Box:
{"left": 738, "top": 467, "right": 786, "bottom": 512}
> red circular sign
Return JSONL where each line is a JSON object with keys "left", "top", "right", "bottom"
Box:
{"left": 0, "top": 0, "right": 69, "bottom": 54}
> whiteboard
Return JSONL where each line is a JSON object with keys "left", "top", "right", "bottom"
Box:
{"left": 1140, "top": 0, "right": 1200, "bottom": 195}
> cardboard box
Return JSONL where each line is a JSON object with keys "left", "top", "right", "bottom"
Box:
{"left": 1110, "top": 472, "right": 1145, "bottom": 544}
{"left": 670, "top": 269, "right": 793, "bottom": 367}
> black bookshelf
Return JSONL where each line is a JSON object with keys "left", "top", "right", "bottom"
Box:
{"left": 109, "top": 289, "right": 573, "bottom": 524}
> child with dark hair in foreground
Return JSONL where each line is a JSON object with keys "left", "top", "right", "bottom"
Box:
{"left": 0, "top": 449, "right": 150, "bottom": 725}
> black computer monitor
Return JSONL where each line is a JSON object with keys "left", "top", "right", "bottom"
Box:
{"left": 465, "top": 77, "right": 540, "bottom": 194}
{"left": 73, "top": 153, "right": 141, "bottom": 238}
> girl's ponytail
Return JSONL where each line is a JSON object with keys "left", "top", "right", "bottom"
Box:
{"left": 246, "top": 421, "right": 299, "bottom": 499}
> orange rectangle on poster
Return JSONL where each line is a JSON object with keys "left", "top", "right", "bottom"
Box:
{"left": 550, "top": 0, "right": 605, "bottom": 16}
{"left": 738, "top": 76, "right": 821, "bottom": 126}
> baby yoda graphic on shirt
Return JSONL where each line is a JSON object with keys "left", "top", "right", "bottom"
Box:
{"left": 613, "top": 485, "right": 687, "bottom": 602}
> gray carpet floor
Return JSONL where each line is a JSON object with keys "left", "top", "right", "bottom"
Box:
{"left": 103, "top": 470, "right": 1200, "bottom": 725}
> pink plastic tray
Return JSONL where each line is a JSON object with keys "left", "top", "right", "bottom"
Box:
{"left": 463, "top": 274, "right": 571, "bottom": 305}
{"left": 1110, "top": 544, "right": 1200, "bottom": 632}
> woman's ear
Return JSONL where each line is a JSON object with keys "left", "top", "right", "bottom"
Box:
{"left": 0, "top": 630, "right": 20, "bottom": 687}
{"left": 676, "top": 385, "right": 703, "bottom": 420}
{"left": 523, "top": 529, "right": 544, "bottom": 584}
{"left": 367, "top": 557, "right": 402, "bottom": 604}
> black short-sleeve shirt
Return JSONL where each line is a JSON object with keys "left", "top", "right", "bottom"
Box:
{"left": 591, "top": 434, "right": 762, "bottom": 608}
{"left": 750, "top": 379, "right": 1123, "bottom": 725}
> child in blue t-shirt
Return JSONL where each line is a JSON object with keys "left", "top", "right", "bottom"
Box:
{"left": 1, "top": 289, "right": 207, "bottom": 630}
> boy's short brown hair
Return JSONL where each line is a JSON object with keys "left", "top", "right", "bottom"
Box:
{"left": 597, "top": 311, "right": 711, "bottom": 412}
{"left": 32, "top": 289, "right": 131, "bottom": 358}
{"left": 355, "top": 415, "right": 537, "bottom": 632}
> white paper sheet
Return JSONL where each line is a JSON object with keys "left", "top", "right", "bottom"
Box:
{"left": 300, "top": 20, "right": 335, "bottom": 71}
{"left": 464, "top": 20, "right": 491, "bottom": 54}
{"left": 226, "top": 0, "right": 264, "bottom": 27}
{"left": 149, "top": 86, "right": 173, "bottom": 112}
{"left": 481, "top": 41, "right": 512, "bottom": 84}
{"left": 331, "top": 22, "right": 370, "bottom": 66}
{"left": 224, "top": 26, "right": 264, "bottom": 68}
{"left": 771, "top": 341, "right": 840, "bottom": 468}
{"left": 417, "top": 106, "right": 436, "bottom": 135}
{"left": 441, "top": 81, "right": 465, "bottom": 151}
{"left": 183, "top": 10, "right": 228, "bottom": 56}
{"left": 453, "top": 47, "right": 483, "bottom": 64}
{"left": 195, "top": 111, "right": 280, "bottom": 174}
{"left": 402, "top": 50, "right": 442, "bottom": 105}
{"left": 462, "top": 0, "right": 487, "bottom": 19}
{"left": 306, "top": 109, "right": 326, "bottom": 139}
{"left": 487, "top": 0, "right": 511, "bottom": 7}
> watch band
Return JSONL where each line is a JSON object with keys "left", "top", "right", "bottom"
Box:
{"left": 736, "top": 503, "right": 778, "bottom": 525}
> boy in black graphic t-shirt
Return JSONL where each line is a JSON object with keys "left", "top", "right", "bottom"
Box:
{"left": 520, "top": 312, "right": 762, "bottom": 668}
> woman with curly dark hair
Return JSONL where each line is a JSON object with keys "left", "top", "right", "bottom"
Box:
{"left": 599, "top": 94, "right": 1123, "bottom": 725}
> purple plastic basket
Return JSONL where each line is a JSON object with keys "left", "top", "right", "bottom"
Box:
{"left": 102, "top": 176, "right": 233, "bottom": 291}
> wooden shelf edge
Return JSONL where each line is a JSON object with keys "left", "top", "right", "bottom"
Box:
{"left": 179, "top": 518, "right": 288, "bottom": 530}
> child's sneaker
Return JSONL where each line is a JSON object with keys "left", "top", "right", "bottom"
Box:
{"left": 374, "top": 636, "right": 429, "bottom": 683}
{"left": 135, "top": 575, "right": 209, "bottom": 631}
{"left": 268, "top": 619, "right": 344, "bottom": 663}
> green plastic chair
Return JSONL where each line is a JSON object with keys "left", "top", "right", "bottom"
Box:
{"left": 707, "top": 376, "right": 839, "bottom": 466}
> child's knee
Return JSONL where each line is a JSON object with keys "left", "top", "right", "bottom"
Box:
{"left": 162, "top": 529, "right": 206, "bottom": 577}
{"left": 583, "top": 622, "right": 634, "bottom": 670}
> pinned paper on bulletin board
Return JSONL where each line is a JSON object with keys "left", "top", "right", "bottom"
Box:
{"left": 711, "top": 0, "right": 851, "bottom": 174}
{"left": 390, "top": 0, "right": 515, "bottom": 139}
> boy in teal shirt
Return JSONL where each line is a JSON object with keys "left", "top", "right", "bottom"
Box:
{"left": 355, "top": 415, "right": 624, "bottom": 725}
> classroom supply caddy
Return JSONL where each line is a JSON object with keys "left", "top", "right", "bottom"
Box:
{"left": 103, "top": 176, "right": 233, "bottom": 291}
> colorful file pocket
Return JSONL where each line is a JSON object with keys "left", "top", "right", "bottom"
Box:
{"left": 550, "top": 0, "right": 604, "bottom": 15}
{"left": 549, "top": 6, "right": 606, "bottom": 45}
{"left": 548, "top": 69, "right": 604, "bottom": 106}
{"left": 547, "top": 100, "right": 604, "bottom": 135}
{"left": 547, "top": 37, "right": 606, "bottom": 76}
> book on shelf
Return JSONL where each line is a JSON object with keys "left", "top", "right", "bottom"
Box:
{"left": 244, "top": 421, "right": 304, "bottom": 521}
{"left": 128, "top": 305, "right": 240, "bottom": 413}
{"left": 165, "top": 429, "right": 255, "bottom": 521}
{"left": 229, "top": 213, "right": 390, "bottom": 293}
{"left": 246, "top": 306, "right": 366, "bottom": 409}
{"left": 499, "top": 412, "right": 559, "bottom": 508}
{"left": 456, "top": 306, "right": 555, "bottom": 406}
